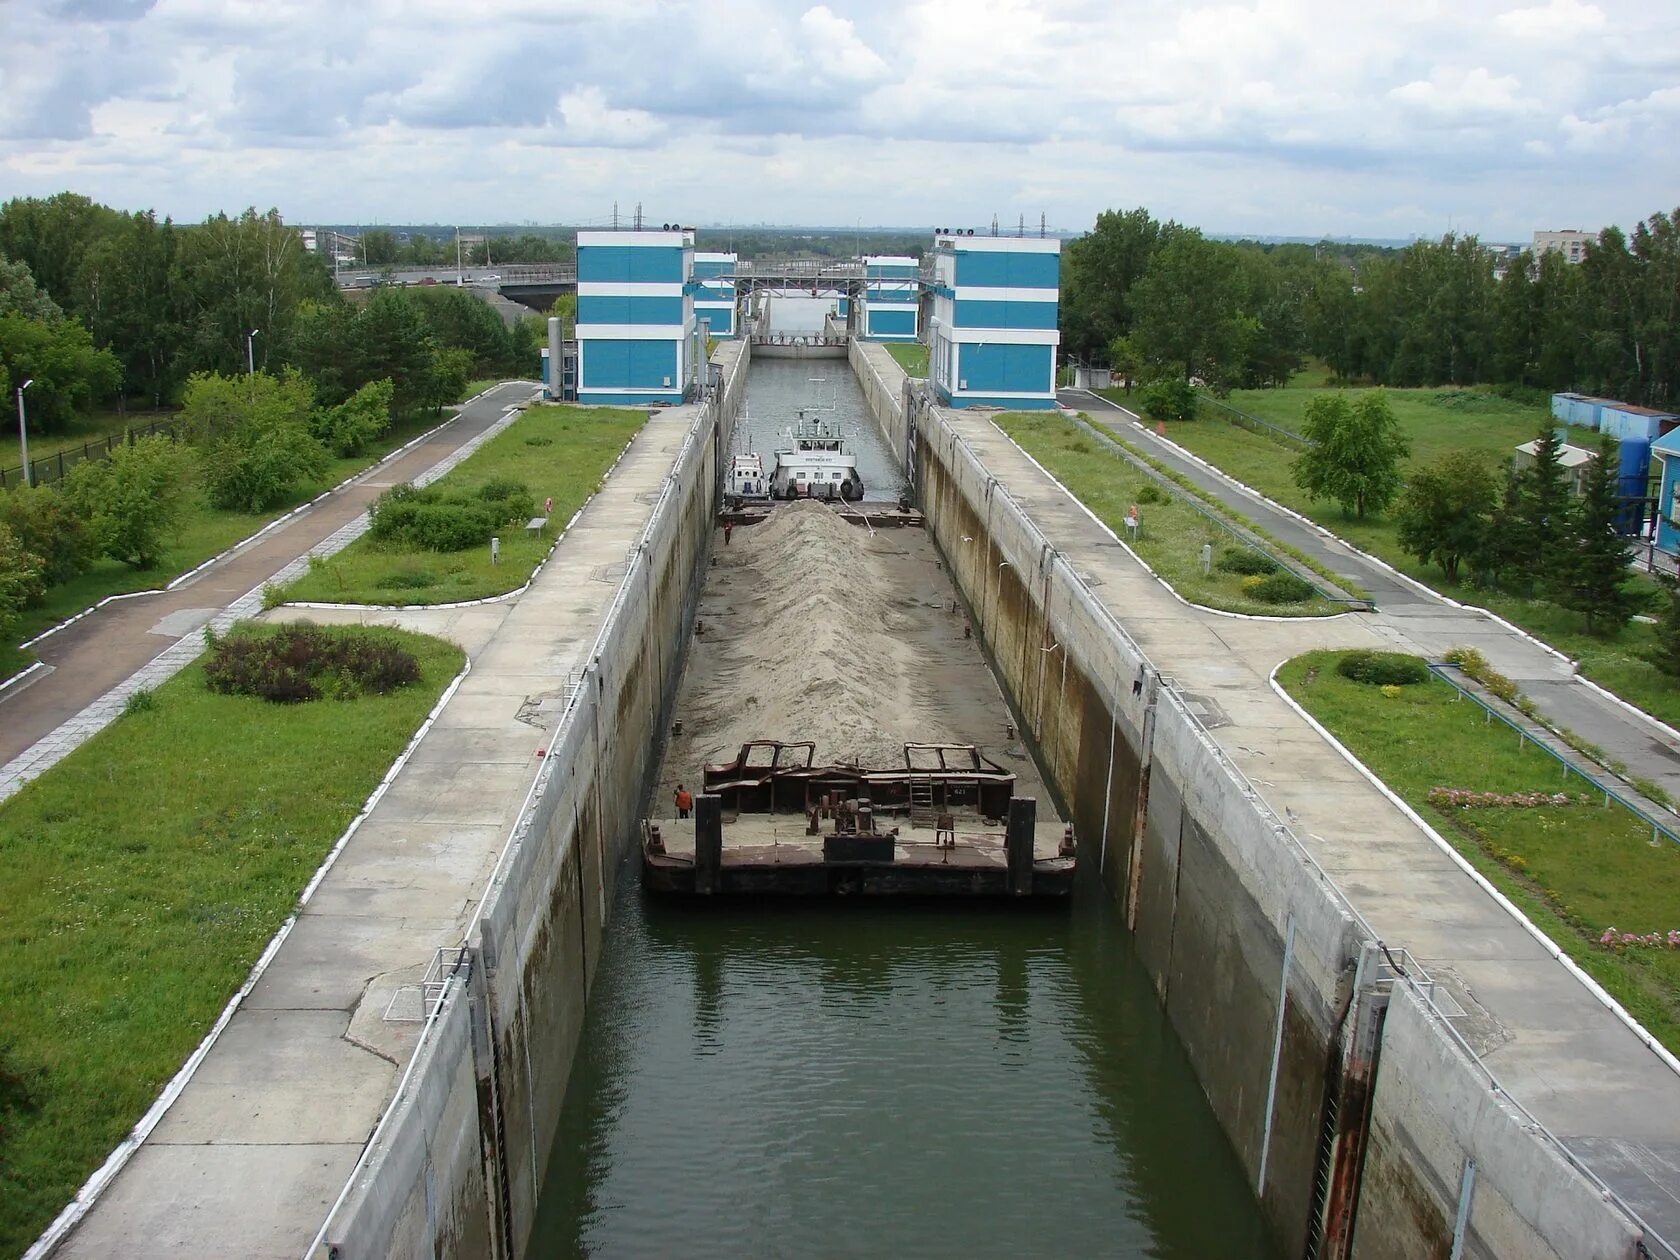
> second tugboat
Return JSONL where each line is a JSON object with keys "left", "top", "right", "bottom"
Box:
{"left": 768, "top": 410, "right": 864, "bottom": 501}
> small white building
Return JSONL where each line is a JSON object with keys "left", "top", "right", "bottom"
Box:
{"left": 1513, "top": 438, "right": 1597, "bottom": 495}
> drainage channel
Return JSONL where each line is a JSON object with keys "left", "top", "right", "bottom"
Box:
{"left": 526, "top": 348, "right": 1279, "bottom": 1257}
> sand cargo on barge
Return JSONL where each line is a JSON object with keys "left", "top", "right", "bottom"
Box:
{"left": 642, "top": 499, "right": 1075, "bottom": 900}
{"left": 643, "top": 740, "right": 1075, "bottom": 897}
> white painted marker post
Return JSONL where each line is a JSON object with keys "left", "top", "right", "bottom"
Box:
{"left": 490, "top": 536, "right": 500, "bottom": 565}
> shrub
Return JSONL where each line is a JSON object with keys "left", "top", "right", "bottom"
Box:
{"left": 1216, "top": 547, "right": 1277, "bottom": 576}
{"left": 1138, "top": 377, "right": 1198, "bottom": 423}
{"left": 1245, "top": 570, "right": 1317, "bottom": 604}
{"left": 203, "top": 625, "right": 422, "bottom": 703}
{"left": 0, "top": 522, "right": 45, "bottom": 641}
{"left": 61, "top": 435, "right": 188, "bottom": 569}
{"left": 0, "top": 485, "right": 96, "bottom": 588}
{"left": 1135, "top": 483, "right": 1168, "bottom": 506}
{"left": 123, "top": 687, "right": 156, "bottom": 715}
{"left": 182, "top": 369, "right": 330, "bottom": 513}
{"left": 1336, "top": 649, "right": 1431, "bottom": 686}
{"left": 368, "top": 480, "right": 532, "bottom": 552}
{"left": 312, "top": 379, "right": 395, "bottom": 457}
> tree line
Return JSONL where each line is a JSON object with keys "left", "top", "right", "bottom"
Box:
{"left": 1061, "top": 206, "right": 1680, "bottom": 412}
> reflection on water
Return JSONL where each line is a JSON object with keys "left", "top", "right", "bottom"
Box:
{"left": 530, "top": 876, "right": 1278, "bottom": 1259}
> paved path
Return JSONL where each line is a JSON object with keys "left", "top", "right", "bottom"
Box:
{"left": 0, "top": 383, "right": 535, "bottom": 778}
{"left": 986, "top": 405, "right": 1680, "bottom": 1245}
{"left": 1061, "top": 388, "right": 1680, "bottom": 808}
{"left": 49, "top": 402, "right": 698, "bottom": 1259}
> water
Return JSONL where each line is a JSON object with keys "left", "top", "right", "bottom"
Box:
{"left": 527, "top": 359, "right": 1277, "bottom": 1258}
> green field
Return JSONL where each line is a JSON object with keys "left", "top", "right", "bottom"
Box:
{"left": 997, "top": 412, "right": 1341, "bottom": 617}
{"left": 1103, "top": 385, "right": 1680, "bottom": 725}
{"left": 1279, "top": 651, "right": 1680, "bottom": 1056}
{"left": 0, "top": 412, "right": 445, "bottom": 685}
{"left": 282, "top": 404, "right": 645, "bottom": 606}
{"left": 0, "top": 625, "right": 465, "bottom": 1255}
{"left": 885, "top": 342, "right": 928, "bottom": 377}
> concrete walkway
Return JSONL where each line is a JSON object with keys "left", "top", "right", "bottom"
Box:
{"left": 45, "top": 403, "right": 696, "bottom": 1259}
{"left": 0, "top": 383, "right": 537, "bottom": 782}
{"left": 965, "top": 408, "right": 1680, "bottom": 1246}
{"left": 1062, "top": 388, "right": 1680, "bottom": 809}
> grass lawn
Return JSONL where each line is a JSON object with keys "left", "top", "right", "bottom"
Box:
{"left": 1, "top": 411, "right": 447, "bottom": 686}
{"left": 884, "top": 342, "right": 928, "bottom": 377}
{"left": 1098, "top": 388, "right": 1680, "bottom": 725}
{"left": 282, "top": 404, "right": 646, "bottom": 606}
{"left": 996, "top": 412, "right": 1341, "bottom": 617}
{"left": 459, "top": 378, "right": 502, "bottom": 402}
{"left": 1279, "top": 650, "right": 1680, "bottom": 1057}
{"left": 0, "top": 624, "right": 465, "bottom": 1256}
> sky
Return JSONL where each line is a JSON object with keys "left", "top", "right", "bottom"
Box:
{"left": 1, "top": 0, "right": 1677, "bottom": 243}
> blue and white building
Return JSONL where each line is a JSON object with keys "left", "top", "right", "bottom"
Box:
{"left": 693, "top": 251, "right": 737, "bottom": 338}
{"left": 926, "top": 234, "right": 1060, "bottom": 409}
{"left": 858, "top": 255, "right": 920, "bottom": 341}
{"left": 575, "top": 229, "right": 697, "bottom": 405}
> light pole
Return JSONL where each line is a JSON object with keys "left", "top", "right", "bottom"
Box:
{"left": 246, "top": 328, "right": 260, "bottom": 376}
{"left": 456, "top": 227, "right": 463, "bottom": 287}
{"left": 16, "top": 378, "right": 33, "bottom": 487}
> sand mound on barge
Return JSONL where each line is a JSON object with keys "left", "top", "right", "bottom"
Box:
{"left": 682, "top": 500, "right": 963, "bottom": 769}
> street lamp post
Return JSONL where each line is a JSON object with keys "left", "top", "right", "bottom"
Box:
{"left": 456, "top": 227, "right": 463, "bottom": 287}
{"left": 16, "top": 378, "right": 34, "bottom": 488}
{"left": 246, "top": 328, "right": 260, "bottom": 376}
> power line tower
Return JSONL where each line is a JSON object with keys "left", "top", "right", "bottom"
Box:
{"left": 634, "top": 201, "right": 643, "bottom": 231}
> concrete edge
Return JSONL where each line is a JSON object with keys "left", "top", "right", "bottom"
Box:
{"left": 26, "top": 658, "right": 475, "bottom": 1260}
{"left": 986, "top": 415, "right": 1356, "bottom": 626}
{"left": 0, "top": 659, "right": 49, "bottom": 699}
{"left": 1265, "top": 658, "right": 1680, "bottom": 1082}
{"left": 1573, "top": 671, "right": 1680, "bottom": 752}
{"left": 11, "top": 385, "right": 528, "bottom": 657}
{"left": 1073, "top": 389, "right": 1584, "bottom": 666}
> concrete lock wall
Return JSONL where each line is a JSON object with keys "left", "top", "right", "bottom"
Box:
{"left": 320, "top": 340, "right": 748, "bottom": 1260}
{"left": 895, "top": 388, "right": 1644, "bottom": 1259}
{"left": 848, "top": 337, "right": 909, "bottom": 463}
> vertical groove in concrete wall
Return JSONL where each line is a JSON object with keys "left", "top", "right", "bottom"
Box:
{"left": 316, "top": 343, "right": 749, "bottom": 1260}
{"left": 903, "top": 396, "right": 1647, "bottom": 1260}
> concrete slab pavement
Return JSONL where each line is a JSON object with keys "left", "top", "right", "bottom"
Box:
{"left": 957, "top": 408, "right": 1680, "bottom": 1245}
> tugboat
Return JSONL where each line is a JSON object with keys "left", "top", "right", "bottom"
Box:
{"left": 767, "top": 409, "right": 864, "bottom": 501}
{"left": 727, "top": 451, "right": 768, "bottom": 500}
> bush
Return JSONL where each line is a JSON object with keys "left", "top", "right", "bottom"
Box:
{"left": 61, "top": 435, "right": 188, "bottom": 569}
{"left": 0, "top": 485, "right": 96, "bottom": 588}
{"left": 0, "top": 522, "right": 45, "bottom": 641}
{"left": 182, "top": 369, "right": 330, "bottom": 513}
{"left": 123, "top": 687, "right": 156, "bottom": 715}
{"left": 1135, "top": 483, "right": 1168, "bottom": 506}
{"left": 368, "top": 480, "right": 533, "bottom": 552}
{"left": 1241, "top": 570, "right": 1317, "bottom": 604}
{"left": 1216, "top": 547, "right": 1277, "bottom": 576}
{"left": 1336, "top": 649, "right": 1431, "bottom": 686}
{"left": 1138, "top": 377, "right": 1198, "bottom": 423}
{"left": 312, "top": 379, "right": 394, "bottom": 457}
{"left": 203, "top": 625, "right": 422, "bottom": 703}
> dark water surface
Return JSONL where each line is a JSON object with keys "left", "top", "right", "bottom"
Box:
{"left": 527, "top": 359, "right": 1276, "bottom": 1258}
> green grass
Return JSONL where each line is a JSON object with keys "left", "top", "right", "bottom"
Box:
{"left": 884, "top": 342, "right": 928, "bottom": 377}
{"left": 1099, "top": 387, "right": 1680, "bottom": 724}
{"left": 1279, "top": 650, "right": 1680, "bottom": 1056}
{"left": 0, "top": 406, "right": 179, "bottom": 471}
{"left": 1, "top": 412, "right": 446, "bottom": 685}
{"left": 0, "top": 623, "right": 465, "bottom": 1256}
{"left": 459, "top": 378, "right": 501, "bottom": 402}
{"left": 996, "top": 412, "right": 1340, "bottom": 617}
{"left": 282, "top": 404, "right": 646, "bottom": 606}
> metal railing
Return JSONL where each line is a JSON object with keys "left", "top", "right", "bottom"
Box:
{"left": 1, "top": 414, "right": 183, "bottom": 491}
{"left": 1065, "top": 414, "right": 1368, "bottom": 610}
{"left": 1426, "top": 662, "right": 1680, "bottom": 849}
{"left": 1195, "top": 393, "right": 1313, "bottom": 448}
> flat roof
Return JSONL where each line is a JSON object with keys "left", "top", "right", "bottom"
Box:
{"left": 1516, "top": 439, "right": 1596, "bottom": 466}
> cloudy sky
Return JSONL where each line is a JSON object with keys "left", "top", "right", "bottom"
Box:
{"left": 2, "top": 0, "right": 1676, "bottom": 241}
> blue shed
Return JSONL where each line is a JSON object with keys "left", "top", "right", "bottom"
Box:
{"left": 1600, "top": 402, "right": 1678, "bottom": 443}
{"left": 1552, "top": 393, "right": 1591, "bottom": 427}
{"left": 1650, "top": 427, "right": 1680, "bottom": 556}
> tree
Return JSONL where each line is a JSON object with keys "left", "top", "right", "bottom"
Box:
{"left": 1551, "top": 436, "right": 1638, "bottom": 635}
{"left": 1645, "top": 581, "right": 1680, "bottom": 677}
{"left": 1394, "top": 451, "right": 1497, "bottom": 582}
{"left": 360, "top": 230, "right": 399, "bottom": 265}
{"left": 0, "top": 255, "right": 65, "bottom": 321}
{"left": 1515, "top": 423, "right": 1574, "bottom": 583}
{"left": 1130, "top": 230, "right": 1255, "bottom": 388}
{"left": 1106, "top": 334, "right": 1140, "bottom": 393}
{"left": 1292, "top": 391, "right": 1410, "bottom": 518}
{"left": 0, "top": 521, "right": 45, "bottom": 643}
{"left": 61, "top": 435, "right": 188, "bottom": 568}
{"left": 0, "top": 309, "right": 122, "bottom": 433}
{"left": 179, "top": 369, "right": 328, "bottom": 513}
{"left": 1472, "top": 465, "right": 1533, "bottom": 592}
{"left": 313, "top": 378, "right": 394, "bottom": 456}
{"left": 1058, "top": 207, "right": 1164, "bottom": 361}
{"left": 0, "top": 484, "right": 97, "bottom": 587}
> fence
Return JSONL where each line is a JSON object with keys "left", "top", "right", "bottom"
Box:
{"left": 1195, "top": 392, "right": 1313, "bottom": 448}
{"left": 1, "top": 415, "right": 182, "bottom": 491}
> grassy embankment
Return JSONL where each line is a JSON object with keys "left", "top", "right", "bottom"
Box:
{"left": 0, "top": 412, "right": 447, "bottom": 685}
{"left": 282, "top": 404, "right": 645, "bottom": 606}
{"left": 1279, "top": 651, "right": 1680, "bottom": 1057}
{"left": 0, "top": 625, "right": 465, "bottom": 1256}
{"left": 885, "top": 342, "right": 929, "bottom": 377}
{"left": 1109, "top": 384, "right": 1680, "bottom": 726}
{"left": 996, "top": 411, "right": 1341, "bottom": 617}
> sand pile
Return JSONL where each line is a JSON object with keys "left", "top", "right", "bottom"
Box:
{"left": 683, "top": 501, "right": 960, "bottom": 769}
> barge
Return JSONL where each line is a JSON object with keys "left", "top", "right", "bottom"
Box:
{"left": 643, "top": 741, "right": 1075, "bottom": 898}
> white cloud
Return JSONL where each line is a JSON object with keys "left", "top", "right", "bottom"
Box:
{"left": 1389, "top": 67, "right": 1528, "bottom": 117}
{"left": 556, "top": 87, "right": 666, "bottom": 148}
{"left": 1496, "top": 0, "right": 1606, "bottom": 41}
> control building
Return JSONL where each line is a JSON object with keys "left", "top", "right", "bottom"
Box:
{"left": 926, "top": 234, "right": 1060, "bottom": 409}
{"left": 575, "top": 229, "right": 698, "bottom": 405}
{"left": 858, "top": 255, "right": 920, "bottom": 341}
{"left": 692, "top": 252, "right": 737, "bottom": 338}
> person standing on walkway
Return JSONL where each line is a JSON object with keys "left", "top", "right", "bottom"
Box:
{"left": 675, "top": 784, "right": 693, "bottom": 819}
{"left": 723, "top": 520, "right": 734, "bottom": 545}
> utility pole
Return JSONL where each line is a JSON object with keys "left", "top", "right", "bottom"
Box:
{"left": 246, "top": 328, "right": 260, "bottom": 376}
{"left": 1018, "top": 213, "right": 1025, "bottom": 238}
{"left": 1040, "top": 211, "right": 1046, "bottom": 240}
{"left": 456, "top": 227, "right": 463, "bottom": 287}
{"left": 634, "top": 201, "right": 642, "bottom": 231}
{"left": 991, "top": 214, "right": 998, "bottom": 238}
{"left": 612, "top": 201, "right": 620, "bottom": 230}
{"left": 16, "top": 378, "right": 33, "bottom": 487}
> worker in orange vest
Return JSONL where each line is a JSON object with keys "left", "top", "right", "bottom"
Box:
{"left": 674, "top": 784, "right": 693, "bottom": 819}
